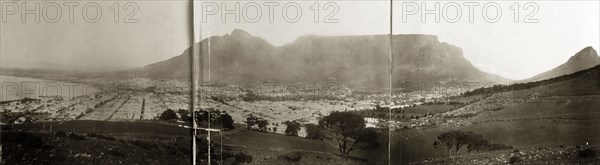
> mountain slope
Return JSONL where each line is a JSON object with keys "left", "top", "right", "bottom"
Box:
{"left": 131, "top": 29, "right": 510, "bottom": 87}
{"left": 525, "top": 46, "right": 600, "bottom": 82}
{"left": 464, "top": 63, "right": 600, "bottom": 97}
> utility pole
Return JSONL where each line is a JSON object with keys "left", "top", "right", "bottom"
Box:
{"left": 388, "top": 0, "right": 393, "bottom": 164}
{"left": 179, "top": 125, "right": 221, "bottom": 165}
{"left": 190, "top": 0, "right": 198, "bottom": 164}
{"left": 1, "top": 122, "right": 8, "bottom": 164}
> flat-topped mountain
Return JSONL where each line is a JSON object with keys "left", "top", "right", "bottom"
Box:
{"left": 131, "top": 29, "right": 510, "bottom": 87}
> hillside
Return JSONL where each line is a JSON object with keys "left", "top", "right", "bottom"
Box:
{"left": 525, "top": 46, "right": 600, "bottom": 82}
{"left": 129, "top": 29, "right": 509, "bottom": 87}
{"left": 415, "top": 145, "right": 600, "bottom": 165}
{"left": 375, "top": 60, "right": 600, "bottom": 164}
{"left": 463, "top": 64, "right": 600, "bottom": 97}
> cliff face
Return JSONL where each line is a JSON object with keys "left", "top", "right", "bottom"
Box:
{"left": 133, "top": 29, "right": 509, "bottom": 87}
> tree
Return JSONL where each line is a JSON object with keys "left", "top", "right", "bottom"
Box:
{"left": 434, "top": 130, "right": 502, "bottom": 157}
{"left": 375, "top": 104, "right": 383, "bottom": 111}
{"left": 319, "top": 111, "right": 379, "bottom": 158}
{"left": 305, "top": 123, "right": 325, "bottom": 140}
{"left": 433, "top": 130, "right": 471, "bottom": 156}
{"left": 283, "top": 120, "right": 301, "bottom": 136}
{"left": 220, "top": 113, "right": 235, "bottom": 130}
{"left": 245, "top": 114, "right": 257, "bottom": 130}
{"left": 159, "top": 109, "right": 178, "bottom": 121}
{"left": 466, "top": 134, "right": 488, "bottom": 152}
{"left": 256, "top": 118, "right": 269, "bottom": 132}
{"left": 434, "top": 131, "right": 458, "bottom": 156}
{"left": 453, "top": 131, "right": 474, "bottom": 156}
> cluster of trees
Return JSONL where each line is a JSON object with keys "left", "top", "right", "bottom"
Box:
{"left": 245, "top": 114, "right": 269, "bottom": 132}
{"left": 433, "top": 130, "right": 512, "bottom": 157}
{"left": 195, "top": 109, "right": 235, "bottom": 130}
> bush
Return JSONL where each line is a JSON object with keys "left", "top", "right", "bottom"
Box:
{"left": 483, "top": 143, "right": 513, "bottom": 151}
{"left": 232, "top": 152, "right": 253, "bottom": 164}
{"left": 578, "top": 148, "right": 597, "bottom": 159}
{"left": 86, "top": 132, "right": 97, "bottom": 137}
{"left": 130, "top": 140, "right": 155, "bottom": 150}
{"left": 220, "top": 113, "right": 235, "bottom": 130}
{"left": 100, "top": 134, "right": 116, "bottom": 141}
{"left": 508, "top": 156, "right": 521, "bottom": 164}
{"left": 159, "top": 109, "right": 178, "bottom": 121}
{"left": 282, "top": 152, "right": 302, "bottom": 162}
{"left": 283, "top": 121, "right": 301, "bottom": 136}
{"left": 87, "top": 132, "right": 116, "bottom": 141}
{"left": 55, "top": 130, "right": 67, "bottom": 137}
{"left": 2, "top": 131, "right": 44, "bottom": 147}
{"left": 67, "top": 133, "right": 86, "bottom": 140}
{"left": 108, "top": 148, "right": 126, "bottom": 157}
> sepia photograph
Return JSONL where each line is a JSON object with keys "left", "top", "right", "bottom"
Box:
{"left": 1, "top": 0, "right": 599, "bottom": 164}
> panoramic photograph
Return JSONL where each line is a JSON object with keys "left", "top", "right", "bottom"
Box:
{"left": 1, "top": 0, "right": 600, "bottom": 165}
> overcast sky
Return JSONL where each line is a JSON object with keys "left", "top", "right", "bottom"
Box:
{"left": 1, "top": 1, "right": 598, "bottom": 80}
{"left": 1, "top": 1, "right": 192, "bottom": 71}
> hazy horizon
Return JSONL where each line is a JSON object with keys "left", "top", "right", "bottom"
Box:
{"left": 1, "top": 1, "right": 598, "bottom": 80}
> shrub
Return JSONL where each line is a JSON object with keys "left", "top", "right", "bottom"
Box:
{"left": 100, "top": 135, "right": 116, "bottom": 141}
{"left": 159, "top": 109, "right": 178, "bottom": 121}
{"left": 67, "top": 133, "right": 86, "bottom": 140}
{"left": 55, "top": 130, "right": 67, "bottom": 137}
{"left": 130, "top": 140, "right": 155, "bottom": 150}
{"left": 2, "top": 131, "right": 44, "bottom": 147}
{"left": 508, "top": 156, "right": 521, "bottom": 164}
{"left": 283, "top": 121, "right": 301, "bottom": 136}
{"left": 220, "top": 113, "right": 235, "bottom": 130}
{"left": 87, "top": 133, "right": 116, "bottom": 141}
{"left": 578, "top": 148, "right": 597, "bottom": 159}
{"left": 108, "top": 148, "right": 126, "bottom": 157}
{"left": 233, "top": 152, "right": 253, "bottom": 164}
{"left": 282, "top": 152, "right": 302, "bottom": 162}
{"left": 86, "top": 132, "right": 98, "bottom": 137}
{"left": 178, "top": 146, "right": 192, "bottom": 154}
{"left": 483, "top": 143, "right": 513, "bottom": 151}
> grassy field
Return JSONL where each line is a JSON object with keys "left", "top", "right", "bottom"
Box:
{"left": 470, "top": 95, "right": 600, "bottom": 122}
{"left": 2, "top": 129, "right": 192, "bottom": 164}
{"left": 360, "top": 120, "right": 600, "bottom": 164}
{"left": 221, "top": 129, "right": 371, "bottom": 164}
{"left": 6, "top": 120, "right": 372, "bottom": 164}
{"left": 419, "top": 145, "right": 600, "bottom": 164}
{"left": 357, "top": 93, "right": 600, "bottom": 164}
{"left": 10, "top": 120, "right": 191, "bottom": 136}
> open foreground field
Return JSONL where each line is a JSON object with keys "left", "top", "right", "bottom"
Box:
{"left": 2, "top": 121, "right": 192, "bottom": 164}
{"left": 3, "top": 121, "right": 372, "bottom": 164}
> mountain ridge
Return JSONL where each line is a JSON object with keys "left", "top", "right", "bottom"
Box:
{"left": 524, "top": 46, "right": 600, "bottom": 82}
{"left": 130, "top": 29, "right": 511, "bottom": 87}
